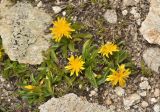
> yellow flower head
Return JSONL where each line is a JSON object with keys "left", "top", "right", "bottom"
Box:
{"left": 99, "top": 42, "right": 119, "bottom": 58}
{"left": 106, "top": 64, "right": 131, "bottom": 88}
{"left": 24, "top": 85, "right": 35, "bottom": 90}
{"left": 50, "top": 17, "right": 75, "bottom": 42}
{"left": 65, "top": 55, "right": 85, "bottom": 76}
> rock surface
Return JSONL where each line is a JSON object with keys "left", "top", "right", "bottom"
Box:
{"left": 0, "top": 1, "right": 52, "bottom": 64}
{"left": 123, "top": 93, "right": 141, "bottom": 109}
{"left": 104, "top": 9, "right": 117, "bottom": 24}
{"left": 140, "top": 0, "right": 160, "bottom": 45}
{"left": 153, "top": 104, "right": 160, "bottom": 112}
{"left": 114, "top": 87, "right": 125, "bottom": 96}
{"left": 139, "top": 80, "right": 151, "bottom": 90}
{"left": 39, "top": 93, "right": 110, "bottom": 112}
{"left": 143, "top": 47, "right": 160, "bottom": 73}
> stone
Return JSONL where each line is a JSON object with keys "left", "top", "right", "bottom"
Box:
{"left": 154, "top": 89, "right": 160, "bottom": 97}
{"left": 141, "top": 77, "right": 148, "bottom": 81}
{"left": 143, "top": 47, "right": 160, "bottom": 73}
{"left": 89, "top": 90, "right": 97, "bottom": 97}
{"left": 150, "top": 98, "right": 158, "bottom": 104}
{"left": 122, "top": 10, "right": 128, "bottom": 16}
{"left": 104, "top": 9, "right": 117, "bottom": 24}
{"left": 139, "top": 80, "right": 151, "bottom": 90}
{"left": 130, "top": 7, "right": 140, "bottom": 19}
{"left": 139, "top": 91, "right": 147, "bottom": 97}
{"left": 123, "top": 93, "right": 141, "bottom": 109}
{"left": 153, "top": 104, "right": 160, "bottom": 112}
{"left": 114, "top": 86, "right": 125, "bottom": 96}
{"left": 37, "top": 1, "right": 43, "bottom": 8}
{"left": 39, "top": 93, "right": 110, "bottom": 112}
{"left": 140, "top": 0, "right": 160, "bottom": 45}
{"left": 0, "top": 1, "right": 52, "bottom": 64}
{"left": 122, "top": 0, "right": 140, "bottom": 7}
{"left": 141, "top": 101, "right": 148, "bottom": 108}
{"left": 105, "top": 98, "right": 112, "bottom": 105}
{"left": 52, "top": 6, "right": 62, "bottom": 14}
{"left": 62, "top": 11, "right": 66, "bottom": 16}
{"left": 0, "top": 76, "right": 5, "bottom": 82}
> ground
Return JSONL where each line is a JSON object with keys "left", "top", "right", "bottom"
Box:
{"left": 0, "top": 0, "right": 160, "bottom": 112}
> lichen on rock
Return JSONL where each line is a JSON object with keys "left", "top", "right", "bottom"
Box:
{"left": 0, "top": 1, "right": 52, "bottom": 64}
{"left": 39, "top": 93, "right": 110, "bottom": 112}
{"left": 140, "top": 0, "right": 160, "bottom": 45}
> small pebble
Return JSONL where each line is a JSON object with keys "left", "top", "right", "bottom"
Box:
{"left": 139, "top": 80, "right": 151, "bottom": 90}
{"left": 154, "top": 89, "right": 160, "bottom": 97}
{"left": 114, "top": 86, "right": 125, "bottom": 96}
{"left": 153, "top": 104, "right": 160, "bottom": 112}
{"left": 141, "top": 101, "right": 148, "bottom": 108}
{"left": 105, "top": 98, "right": 112, "bottom": 105}
{"left": 52, "top": 6, "right": 62, "bottom": 14}
{"left": 122, "top": 10, "right": 128, "bottom": 16}
{"left": 139, "top": 91, "right": 147, "bottom": 97}
{"left": 151, "top": 98, "right": 158, "bottom": 104}
{"left": 37, "top": 1, "right": 43, "bottom": 8}
{"left": 89, "top": 90, "right": 97, "bottom": 97}
{"left": 62, "top": 11, "right": 66, "bottom": 16}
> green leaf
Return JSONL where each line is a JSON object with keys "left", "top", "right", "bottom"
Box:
{"left": 97, "top": 69, "right": 109, "bottom": 85}
{"left": 51, "top": 49, "right": 59, "bottom": 64}
{"left": 72, "top": 22, "right": 85, "bottom": 30}
{"left": 30, "top": 74, "right": 37, "bottom": 84}
{"left": 85, "top": 67, "right": 98, "bottom": 88}
{"left": 82, "top": 39, "right": 92, "bottom": 59}
{"left": 115, "top": 50, "right": 128, "bottom": 64}
{"left": 73, "top": 33, "right": 93, "bottom": 39}
{"left": 68, "top": 42, "right": 75, "bottom": 52}
{"left": 62, "top": 45, "right": 68, "bottom": 58}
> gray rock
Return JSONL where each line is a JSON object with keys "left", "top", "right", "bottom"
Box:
{"left": 52, "top": 6, "right": 62, "bottom": 14}
{"left": 130, "top": 7, "right": 140, "bottom": 19}
{"left": 39, "top": 93, "right": 110, "bottom": 112}
{"left": 150, "top": 98, "right": 158, "bottom": 104}
{"left": 89, "top": 90, "right": 97, "bottom": 97}
{"left": 141, "top": 101, "right": 149, "bottom": 108}
{"left": 37, "top": 1, "right": 43, "bottom": 8}
{"left": 154, "top": 88, "right": 160, "bottom": 97}
{"left": 114, "top": 86, "right": 125, "bottom": 96}
{"left": 123, "top": 93, "right": 141, "bottom": 109}
{"left": 140, "top": 0, "right": 160, "bottom": 45}
{"left": 122, "top": 10, "right": 128, "bottom": 16}
{"left": 139, "top": 80, "right": 151, "bottom": 90}
{"left": 104, "top": 10, "right": 117, "bottom": 24}
{"left": 0, "top": 1, "right": 52, "bottom": 64}
{"left": 143, "top": 47, "right": 160, "bottom": 73}
{"left": 139, "top": 91, "right": 147, "bottom": 97}
{"left": 153, "top": 104, "right": 160, "bottom": 112}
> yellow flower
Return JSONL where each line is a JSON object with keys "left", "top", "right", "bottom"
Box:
{"left": 24, "top": 85, "right": 35, "bottom": 90}
{"left": 50, "top": 17, "right": 75, "bottom": 42}
{"left": 99, "top": 42, "right": 119, "bottom": 58}
{"left": 65, "top": 55, "right": 85, "bottom": 76}
{"left": 106, "top": 64, "right": 131, "bottom": 87}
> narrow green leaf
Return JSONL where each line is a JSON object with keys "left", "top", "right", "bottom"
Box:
{"left": 51, "top": 49, "right": 59, "bottom": 64}
{"left": 82, "top": 39, "right": 92, "bottom": 59}
{"left": 73, "top": 33, "right": 93, "bottom": 39}
{"left": 62, "top": 45, "right": 68, "bottom": 58}
{"left": 85, "top": 67, "right": 98, "bottom": 88}
{"left": 68, "top": 42, "right": 75, "bottom": 52}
